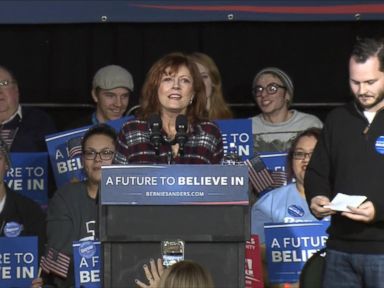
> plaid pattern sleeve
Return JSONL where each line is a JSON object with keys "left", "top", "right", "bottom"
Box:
{"left": 114, "top": 119, "right": 224, "bottom": 164}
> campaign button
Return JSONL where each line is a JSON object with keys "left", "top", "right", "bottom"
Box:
{"left": 4, "top": 221, "right": 23, "bottom": 237}
{"left": 375, "top": 136, "right": 384, "bottom": 154}
{"left": 79, "top": 241, "right": 96, "bottom": 259}
{"left": 288, "top": 205, "right": 305, "bottom": 217}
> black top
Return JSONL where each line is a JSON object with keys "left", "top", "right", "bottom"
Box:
{"left": 3, "top": 106, "right": 57, "bottom": 152}
{"left": 64, "top": 111, "right": 95, "bottom": 131}
{"left": 0, "top": 186, "right": 46, "bottom": 256}
{"left": 305, "top": 101, "right": 384, "bottom": 253}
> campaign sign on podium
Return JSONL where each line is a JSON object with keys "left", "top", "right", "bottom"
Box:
{"left": 100, "top": 164, "right": 249, "bottom": 205}
{"left": 99, "top": 164, "right": 250, "bottom": 288}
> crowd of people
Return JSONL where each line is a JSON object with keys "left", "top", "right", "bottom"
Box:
{"left": 0, "top": 36, "right": 383, "bottom": 288}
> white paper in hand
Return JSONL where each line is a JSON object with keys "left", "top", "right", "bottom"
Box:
{"left": 323, "top": 193, "right": 367, "bottom": 212}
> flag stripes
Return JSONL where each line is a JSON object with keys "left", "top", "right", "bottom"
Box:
{"left": 245, "top": 158, "right": 274, "bottom": 193}
{"left": 41, "top": 247, "right": 71, "bottom": 278}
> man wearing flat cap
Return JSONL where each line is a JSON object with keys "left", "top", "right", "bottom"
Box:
{"left": 66, "top": 64, "right": 134, "bottom": 129}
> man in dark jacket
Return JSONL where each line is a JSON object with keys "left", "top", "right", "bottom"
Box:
{"left": 0, "top": 65, "right": 56, "bottom": 152}
{"left": 305, "top": 37, "right": 384, "bottom": 287}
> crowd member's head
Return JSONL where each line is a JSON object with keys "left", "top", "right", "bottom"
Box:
{"left": 189, "top": 52, "right": 233, "bottom": 120}
{"left": 349, "top": 37, "right": 384, "bottom": 112}
{"left": 251, "top": 67, "right": 294, "bottom": 121}
{"left": 139, "top": 52, "right": 208, "bottom": 125}
{"left": 92, "top": 65, "right": 134, "bottom": 123}
{"left": 287, "top": 127, "right": 321, "bottom": 186}
{"left": 0, "top": 65, "right": 19, "bottom": 122}
{"left": 159, "top": 260, "right": 214, "bottom": 288}
{"left": 81, "top": 123, "right": 117, "bottom": 189}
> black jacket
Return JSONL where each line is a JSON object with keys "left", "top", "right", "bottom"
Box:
{"left": 305, "top": 101, "right": 384, "bottom": 253}
{"left": 4, "top": 106, "right": 57, "bottom": 152}
{"left": 0, "top": 186, "right": 46, "bottom": 256}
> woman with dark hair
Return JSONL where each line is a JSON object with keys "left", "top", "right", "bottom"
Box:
{"left": 251, "top": 127, "right": 326, "bottom": 287}
{"left": 115, "top": 52, "right": 223, "bottom": 165}
{"left": 251, "top": 127, "right": 323, "bottom": 243}
{"left": 44, "top": 123, "right": 117, "bottom": 287}
{"left": 189, "top": 52, "right": 233, "bottom": 120}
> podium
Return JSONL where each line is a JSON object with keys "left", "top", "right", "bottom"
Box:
{"left": 99, "top": 164, "right": 250, "bottom": 288}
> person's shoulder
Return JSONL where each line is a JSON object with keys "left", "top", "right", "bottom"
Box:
{"left": 197, "top": 120, "right": 220, "bottom": 132}
{"left": 21, "top": 106, "right": 57, "bottom": 132}
{"left": 7, "top": 189, "right": 44, "bottom": 213}
{"left": 65, "top": 113, "right": 93, "bottom": 131}
{"left": 255, "top": 183, "right": 295, "bottom": 207}
{"left": 324, "top": 102, "right": 356, "bottom": 125}
{"left": 267, "top": 183, "right": 294, "bottom": 198}
{"left": 250, "top": 114, "right": 262, "bottom": 124}
{"left": 120, "top": 118, "right": 146, "bottom": 131}
{"left": 52, "top": 181, "right": 87, "bottom": 201}
{"left": 21, "top": 106, "right": 53, "bottom": 121}
{"left": 292, "top": 110, "right": 322, "bottom": 123}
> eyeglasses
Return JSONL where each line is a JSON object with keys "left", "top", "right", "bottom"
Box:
{"left": 0, "top": 80, "right": 16, "bottom": 89}
{"left": 293, "top": 151, "right": 313, "bottom": 160}
{"left": 253, "top": 83, "right": 286, "bottom": 97}
{"left": 83, "top": 149, "right": 115, "bottom": 160}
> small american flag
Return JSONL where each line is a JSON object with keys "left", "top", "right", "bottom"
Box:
{"left": 67, "top": 136, "right": 82, "bottom": 159}
{"left": 270, "top": 171, "right": 288, "bottom": 188}
{"left": 245, "top": 156, "right": 274, "bottom": 193}
{"left": 41, "top": 247, "right": 71, "bottom": 278}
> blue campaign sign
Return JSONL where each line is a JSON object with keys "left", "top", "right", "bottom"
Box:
{"left": 216, "top": 118, "right": 253, "bottom": 160}
{"left": 45, "top": 116, "right": 132, "bottom": 188}
{"left": 264, "top": 221, "right": 329, "bottom": 284}
{"left": 73, "top": 241, "right": 101, "bottom": 288}
{"left": 259, "top": 152, "right": 288, "bottom": 173}
{"left": 100, "top": 164, "right": 249, "bottom": 205}
{"left": 259, "top": 152, "right": 289, "bottom": 194}
{"left": 4, "top": 153, "right": 48, "bottom": 208}
{"left": 0, "top": 237, "right": 38, "bottom": 287}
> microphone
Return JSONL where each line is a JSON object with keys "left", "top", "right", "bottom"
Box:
{"left": 175, "top": 114, "right": 188, "bottom": 156}
{"left": 148, "top": 114, "right": 162, "bottom": 154}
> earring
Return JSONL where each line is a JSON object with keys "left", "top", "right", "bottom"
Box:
{"left": 189, "top": 97, "right": 194, "bottom": 104}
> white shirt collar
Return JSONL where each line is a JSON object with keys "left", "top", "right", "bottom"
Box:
{"left": 2, "top": 105, "right": 22, "bottom": 125}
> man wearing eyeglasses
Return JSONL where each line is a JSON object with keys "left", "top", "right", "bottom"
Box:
{"left": 305, "top": 37, "right": 384, "bottom": 288}
{"left": 0, "top": 65, "right": 56, "bottom": 152}
{"left": 250, "top": 67, "right": 322, "bottom": 153}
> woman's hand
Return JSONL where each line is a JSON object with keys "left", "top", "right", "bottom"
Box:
{"left": 31, "top": 277, "right": 43, "bottom": 288}
{"left": 135, "top": 258, "right": 164, "bottom": 288}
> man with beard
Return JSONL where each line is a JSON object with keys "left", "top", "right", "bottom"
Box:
{"left": 305, "top": 36, "right": 384, "bottom": 288}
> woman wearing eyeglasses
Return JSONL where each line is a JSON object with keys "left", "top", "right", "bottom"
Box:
{"left": 43, "top": 123, "right": 117, "bottom": 288}
{"left": 250, "top": 127, "right": 327, "bottom": 288}
{"left": 251, "top": 67, "right": 322, "bottom": 153}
